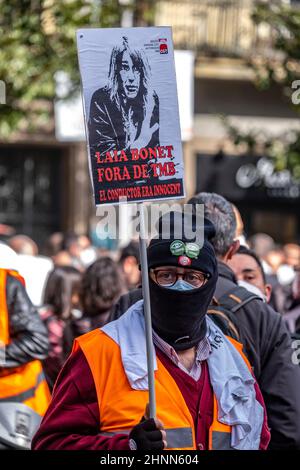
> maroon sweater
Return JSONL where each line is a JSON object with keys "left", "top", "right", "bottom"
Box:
{"left": 32, "top": 347, "right": 270, "bottom": 450}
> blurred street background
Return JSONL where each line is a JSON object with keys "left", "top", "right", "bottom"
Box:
{"left": 0, "top": 0, "right": 299, "bottom": 305}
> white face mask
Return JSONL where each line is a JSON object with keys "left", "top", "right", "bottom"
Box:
{"left": 71, "top": 308, "right": 83, "bottom": 320}
{"left": 166, "top": 279, "right": 197, "bottom": 291}
{"left": 276, "top": 265, "right": 296, "bottom": 286}
{"left": 79, "top": 247, "right": 97, "bottom": 267}
{"left": 238, "top": 280, "right": 267, "bottom": 302}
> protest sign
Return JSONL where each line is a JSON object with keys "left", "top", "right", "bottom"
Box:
{"left": 77, "top": 27, "right": 185, "bottom": 206}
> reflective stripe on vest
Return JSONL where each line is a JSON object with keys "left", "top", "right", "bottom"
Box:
{"left": 208, "top": 340, "right": 253, "bottom": 450}
{"left": 0, "top": 268, "right": 51, "bottom": 416}
{"left": 211, "top": 431, "right": 232, "bottom": 450}
{"left": 208, "top": 395, "right": 232, "bottom": 450}
{"left": 0, "top": 370, "right": 45, "bottom": 403}
{"left": 0, "top": 269, "right": 9, "bottom": 346}
{"left": 98, "top": 427, "right": 194, "bottom": 449}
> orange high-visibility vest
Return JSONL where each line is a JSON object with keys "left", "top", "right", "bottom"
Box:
{"left": 74, "top": 328, "right": 254, "bottom": 450}
{"left": 0, "top": 269, "right": 50, "bottom": 416}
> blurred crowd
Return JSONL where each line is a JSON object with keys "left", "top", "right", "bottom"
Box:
{"left": 0, "top": 229, "right": 141, "bottom": 390}
{"left": 0, "top": 199, "right": 299, "bottom": 392}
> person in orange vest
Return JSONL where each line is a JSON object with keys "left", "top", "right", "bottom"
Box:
{"left": 32, "top": 212, "right": 270, "bottom": 450}
{"left": 0, "top": 267, "right": 50, "bottom": 417}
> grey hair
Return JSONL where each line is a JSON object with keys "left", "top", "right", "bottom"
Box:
{"left": 188, "top": 192, "right": 237, "bottom": 257}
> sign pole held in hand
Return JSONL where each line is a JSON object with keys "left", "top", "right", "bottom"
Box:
{"left": 138, "top": 202, "right": 156, "bottom": 419}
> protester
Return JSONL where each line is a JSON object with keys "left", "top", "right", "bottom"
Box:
{"left": 188, "top": 192, "right": 300, "bottom": 449}
{"left": 264, "top": 248, "right": 285, "bottom": 275}
{"left": 227, "top": 245, "right": 272, "bottom": 302}
{"left": 284, "top": 243, "right": 300, "bottom": 269}
{"left": 53, "top": 250, "right": 73, "bottom": 268}
{"left": 248, "top": 233, "right": 275, "bottom": 260}
{"left": 248, "top": 233, "right": 276, "bottom": 276}
{"left": 119, "top": 241, "right": 141, "bottom": 291}
{"left": 0, "top": 224, "right": 15, "bottom": 244}
{"left": 39, "top": 266, "right": 82, "bottom": 390}
{"left": 44, "top": 232, "right": 64, "bottom": 259}
{"left": 77, "top": 235, "right": 98, "bottom": 268}
{"left": 292, "top": 269, "right": 300, "bottom": 301}
{"left": 0, "top": 267, "right": 50, "bottom": 415}
{"left": 231, "top": 204, "right": 248, "bottom": 247}
{"left": 267, "top": 244, "right": 300, "bottom": 314}
{"left": 32, "top": 211, "right": 270, "bottom": 450}
{"left": 62, "top": 233, "right": 85, "bottom": 271}
{"left": 7, "top": 234, "right": 53, "bottom": 306}
{"left": 112, "top": 194, "right": 300, "bottom": 449}
{"left": 79, "top": 257, "right": 124, "bottom": 331}
{"left": 282, "top": 268, "right": 300, "bottom": 336}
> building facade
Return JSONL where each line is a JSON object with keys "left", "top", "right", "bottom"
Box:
{"left": 0, "top": 0, "right": 299, "bottom": 247}
{"left": 155, "top": 0, "right": 300, "bottom": 242}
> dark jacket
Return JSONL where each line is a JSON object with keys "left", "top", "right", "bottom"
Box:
{"left": 39, "top": 306, "right": 67, "bottom": 391}
{"left": 0, "top": 274, "right": 49, "bottom": 369}
{"left": 111, "top": 262, "right": 300, "bottom": 449}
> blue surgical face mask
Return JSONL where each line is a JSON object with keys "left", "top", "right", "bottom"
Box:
{"left": 167, "top": 279, "right": 197, "bottom": 291}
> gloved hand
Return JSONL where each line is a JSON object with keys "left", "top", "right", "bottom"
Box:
{"left": 128, "top": 407, "right": 167, "bottom": 451}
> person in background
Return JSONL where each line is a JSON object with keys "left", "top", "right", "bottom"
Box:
{"left": 9, "top": 235, "right": 38, "bottom": 256}
{"left": 227, "top": 245, "right": 272, "bottom": 303}
{"left": 53, "top": 250, "right": 73, "bottom": 268}
{"left": 248, "top": 233, "right": 275, "bottom": 276}
{"left": 284, "top": 243, "right": 300, "bottom": 269}
{"left": 44, "top": 232, "right": 64, "bottom": 259}
{"left": 264, "top": 248, "right": 286, "bottom": 276}
{"left": 0, "top": 267, "right": 50, "bottom": 416}
{"left": 8, "top": 235, "right": 53, "bottom": 306}
{"left": 119, "top": 241, "right": 141, "bottom": 291}
{"left": 44, "top": 232, "right": 73, "bottom": 268}
{"left": 281, "top": 268, "right": 300, "bottom": 337}
{"left": 231, "top": 204, "right": 248, "bottom": 247}
{"left": 0, "top": 224, "right": 15, "bottom": 244}
{"left": 275, "top": 244, "right": 298, "bottom": 287}
{"left": 77, "top": 235, "right": 98, "bottom": 268}
{"left": 189, "top": 192, "right": 300, "bottom": 449}
{"left": 271, "top": 244, "right": 300, "bottom": 318}
{"left": 62, "top": 233, "right": 85, "bottom": 271}
{"left": 79, "top": 257, "right": 124, "bottom": 331}
{"left": 78, "top": 235, "right": 90, "bottom": 251}
{"left": 39, "top": 266, "right": 82, "bottom": 391}
{"left": 0, "top": 242, "right": 19, "bottom": 271}
{"left": 292, "top": 269, "right": 300, "bottom": 301}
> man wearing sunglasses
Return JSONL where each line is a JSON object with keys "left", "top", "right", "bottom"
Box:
{"left": 32, "top": 211, "right": 269, "bottom": 451}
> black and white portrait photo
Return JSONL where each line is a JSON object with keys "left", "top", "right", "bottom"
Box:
{"left": 88, "top": 36, "right": 160, "bottom": 160}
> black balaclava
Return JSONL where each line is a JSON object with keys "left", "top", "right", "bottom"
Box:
{"left": 147, "top": 211, "right": 218, "bottom": 351}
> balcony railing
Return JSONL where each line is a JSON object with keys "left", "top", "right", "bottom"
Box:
{"left": 155, "top": 0, "right": 277, "bottom": 57}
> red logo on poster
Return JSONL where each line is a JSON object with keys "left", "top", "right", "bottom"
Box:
{"left": 159, "top": 38, "right": 168, "bottom": 54}
{"left": 178, "top": 255, "right": 192, "bottom": 266}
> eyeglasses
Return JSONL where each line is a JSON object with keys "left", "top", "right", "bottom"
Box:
{"left": 151, "top": 268, "right": 210, "bottom": 288}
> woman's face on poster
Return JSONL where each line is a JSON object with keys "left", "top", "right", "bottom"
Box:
{"left": 119, "top": 50, "right": 141, "bottom": 99}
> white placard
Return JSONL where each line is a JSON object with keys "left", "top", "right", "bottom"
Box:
{"left": 77, "top": 27, "right": 185, "bottom": 206}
